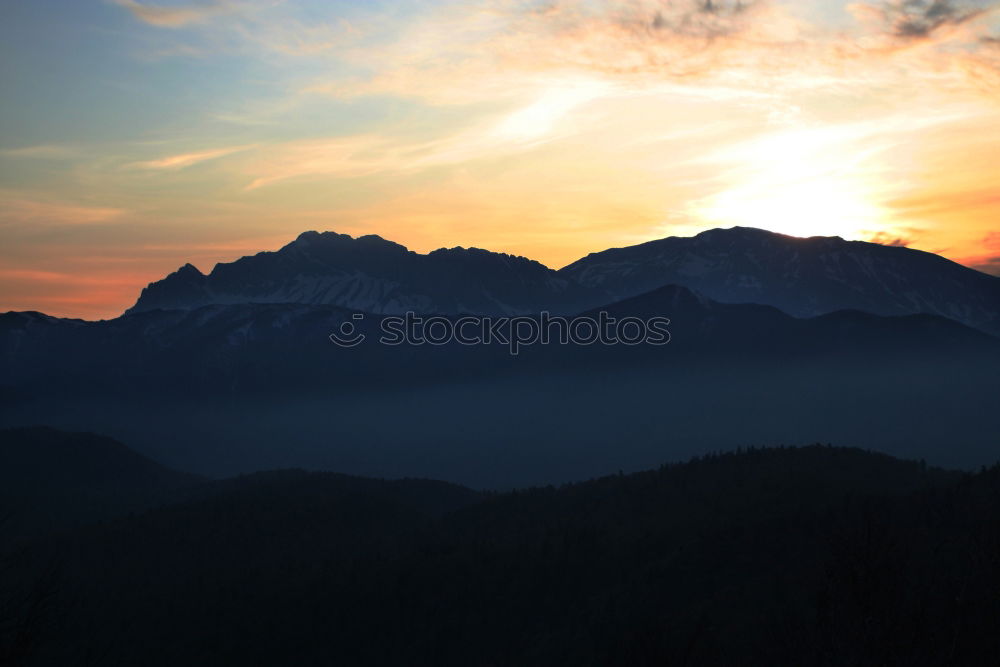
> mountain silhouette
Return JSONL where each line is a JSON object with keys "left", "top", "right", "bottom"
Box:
{"left": 4, "top": 227, "right": 1000, "bottom": 485}
{"left": 0, "top": 427, "right": 200, "bottom": 539}
{"left": 582, "top": 284, "right": 1000, "bottom": 354}
{"left": 127, "top": 227, "right": 1000, "bottom": 336}
{"left": 3, "top": 286, "right": 998, "bottom": 484}
{"left": 128, "top": 230, "right": 596, "bottom": 316}
{"left": 560, "top": 226, "right": 1000, "bottom": 336}
{"left": 5, "top": 285, "right": 997, "bottom": 398}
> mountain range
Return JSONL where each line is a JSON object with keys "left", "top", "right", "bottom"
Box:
{"left": 4, "top": 227, "right": 1000, "bottom": 665}
{"left": 2, "top": 286, "right": 998, "bottom": 484}
{"left": 126, "top": 226, "right": 1000, "bottom": 336}
{"left": 127, "top": 230, "right": 595, "bottom": 317}
{"left": 3, "top": 226, "right": 1000, "bottom": 485}
{"left": 4, "top": 284, "right": 997, "bottom": 399}
{"left": 0, "top": 427, "right": 200, "bottom": 539}
{"left": 563, "top": 227, "right": 1000, "bottom": 336}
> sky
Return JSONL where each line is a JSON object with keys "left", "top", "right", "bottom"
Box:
{"left": 2, "top": 0, "right": 1000, "bottom": 319}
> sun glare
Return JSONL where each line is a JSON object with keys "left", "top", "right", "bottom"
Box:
{"left": 693, "top": 127, "right": 890, "bottom": 240}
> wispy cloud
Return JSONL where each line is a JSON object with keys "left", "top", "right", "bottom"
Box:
{"left": 0, "top": 194, "right": 126, "bottom": 226}
{"left": 111, "top": 0, "right": 240, "bottom": 28}
{"left": 867, "top": 231, "right": 913, "bottom": 246}
{"left": 0, "top": 144, "right": 78, "bottom": 159}
{"left": 0, "top": 268, "right": 139, "bottom": 285}
{"left": 969, "top": 256, "right": 1000, "bottom": 274}
{"left": 129, "top": 144, "right": 255, "bottom": 170}
{"left": 0, "top": 267, "right": 163, "bottom": 319}
{"left": 295, "top": 0, "right": 1000, "bottom": 107}
{"left": 9, "top": 0, "right": 1000, "bottom": 316}
{"left": 243, "top": 81, "right": 609, "bottom": 190}
{"left": 960, "top": 231, "right": 1000, "bottom": 274}
{"left": 303, "top": 1, "right": 799, "bottom": 106}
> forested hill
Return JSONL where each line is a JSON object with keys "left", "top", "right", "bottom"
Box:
{"left": 5, "top": 444, "right": 1000, "bottom": 666}
{"left": 0, "top": 427, "right": 201, "bottom": 540}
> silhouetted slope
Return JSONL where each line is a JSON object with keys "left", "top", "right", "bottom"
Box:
{"left": 0, "top": 427, "right": 200, "bottom": 539}
{"left": 2, "top": 287, "right": 999, "bottom": 482}
{"left": 560, "top": 226, "right": 1000, "bottom": 335}
{"left": 4, "top": 285, "right": 997, "bottom": 397}
{"left": 579, "top": 284, "right": 1000, "bottom": 356}
{"left": 14, "top": 446, "right": 1000, "bottom": 666}
{"left": 128, "top": 230, "right": 595, "bottom": 316}
{"left": 126, "top": 227, "right": 1000, "bottom": 335}
{"left": 196, "top": 469, "right": 482, "bottom": 521}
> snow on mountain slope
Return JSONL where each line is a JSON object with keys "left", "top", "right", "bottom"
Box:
{"left": 558, "top": 227, "right": 1000, "bottom": 336}
{"left": 126, "top": 226, "right": 1000, "bottom": 336}
{"left": 128, "top": 231, "right": 596, "bottom": 316}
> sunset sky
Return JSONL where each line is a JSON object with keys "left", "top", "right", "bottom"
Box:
{"left": 2, "top": 0, "right": 1000, "bottom": 319}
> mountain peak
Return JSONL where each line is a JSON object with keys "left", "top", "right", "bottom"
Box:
{"left": 129, "top": 230, "right": 595, "bottom": 316}
{"left": 124, "top": 261, "right": 209, "bottom": 314}
{"left": 692, "top": 226, "right": 849, "bottom": 245}
{"left": 283, "top": 230, "right": 411, "bottom": 256}
{"left": 695, "top": 225, "right": 777, "bottom": 237}
{"left": 560, "top": 226, "right": 1000, "bottom": 336}
{"left": 291, "top": 230, "right": 325, "bottom": 245}
{"left": 176, "top": 262, "right": 203, "bottom": 277}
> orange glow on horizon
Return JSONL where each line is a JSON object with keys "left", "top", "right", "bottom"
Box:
{"left": 2, "top": 0, "right": 1000, "bottom": 318}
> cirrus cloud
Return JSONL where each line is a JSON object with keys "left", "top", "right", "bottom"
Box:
{"left": 111, "top": 0, "right": 243, "bottom": 28}
{"left": 129, "top": 144, "right": 256, "bottom": 170}
{"left": 0, "top": 194, "right": 126, "bottom": 226}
